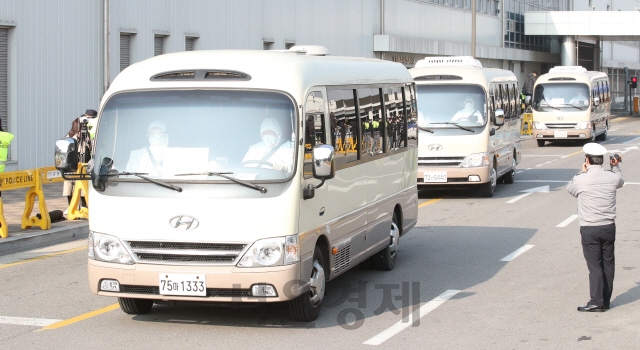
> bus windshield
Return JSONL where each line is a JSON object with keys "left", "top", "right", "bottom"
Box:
{"left": 533, "top": 83, "right": 590, "bottom": 111}
{"left": 416, "top": 85, "right": 487, "bottom": 128}
{"left": 96, "top": 90, "right": 297, "bottom": 182}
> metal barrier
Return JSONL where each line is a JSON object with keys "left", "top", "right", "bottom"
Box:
{"left": 521, "top": 113, "right": 533, "bottom": 135}
{"left": 0, "top": 166, "right": 65, "bottom": 238}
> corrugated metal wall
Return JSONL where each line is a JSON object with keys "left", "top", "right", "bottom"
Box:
{"left": 0, "top": 0, "right": 103, "bottom": 172}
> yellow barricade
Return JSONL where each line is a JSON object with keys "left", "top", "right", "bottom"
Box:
{"left": 67, "top": 163, "right": 89, "bottom": 221}
{"left": 521, "top": 113, "right": 533, "bottom": 135}
{"left": 0, "top": 166, "right": 65, "bottom": 238}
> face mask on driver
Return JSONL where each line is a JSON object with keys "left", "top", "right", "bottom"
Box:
{"left": 149, "top": 135, "right": 165, "bottom": 146}
{"left": 465, "top": 103, "right": 474, "bottom": 110}
{"left": 263, "top": 134, "right": 277, "bottom": 147}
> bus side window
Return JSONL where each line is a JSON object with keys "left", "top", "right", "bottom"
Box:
{"left": 514, "top": 84, "right": 521, "bottom": 116}
{"left": 497, "top": 85, "right": 503, "bottom": 113}
{"left": 328, "top": 89, "right": 346, "bottom": 167}
{"left": 342, "top": 89, "right": 359, "bottom": 163}
{"left": 503, "top": 84, "right": 511, "bottom": 119}
{"left": 407, "top": 84, "right": 418, "bottom": 149}
{"left": 512, "top": 84, "right": 518, "bottom": 117}
{"left": 371, "top": 88, "right": 384, "bottom": 156}
{"left": 358, "top": 88, "right": 373, "bottom": 159}
{"left": 385, "top": 86, "right": 403, "bottom": 151}
{"left": 303, "top": 91, "right": 326, "bottom": 179}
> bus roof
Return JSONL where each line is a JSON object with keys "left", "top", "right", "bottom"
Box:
{"left": 408, "top": 65, "right": 517, "bottom": 86}
{"left": 535, "top": 71, "right": 608, "bottom": 86}
{"left": 104, "top": 50, "right": 413, "bottom": 100}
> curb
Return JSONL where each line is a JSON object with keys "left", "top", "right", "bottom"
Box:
{"left": 0, "top": 222, "right": 89, "bottom": 256}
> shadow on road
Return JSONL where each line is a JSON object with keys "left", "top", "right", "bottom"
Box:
{"left": 611, "top": 281, "right": 640, "bottom": 309}
{"left": 128, "top": 225, "right": 537, "bottom": 331}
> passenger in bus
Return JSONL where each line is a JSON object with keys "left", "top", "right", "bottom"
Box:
{"left": 452, "top": 97, "right": 484, "bottom": 124}
{"left": 570, "top": 91, "right": 589, "bottom": 106}
{"left": 125, "top": 120, "right": 170, "bottom": 176}
{"left": 242, "top": 117, "right": 294, "bottom": 173}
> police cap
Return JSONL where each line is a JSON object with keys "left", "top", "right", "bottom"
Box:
{"left": 583, "top": 142, "right": 607, "bottom": 156}
{"left": 82, "top": 109, "right": 98, "bottom": 117}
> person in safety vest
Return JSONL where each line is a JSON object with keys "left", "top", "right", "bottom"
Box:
{"left": 242, "top": 118, "right": 294, "bottom": 173}
{"left": 0, "top": 123, "right": 15, "bottom": 199}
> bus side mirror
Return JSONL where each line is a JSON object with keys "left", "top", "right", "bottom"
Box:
{"left": 494, "top": 109, "right": 505, "bottom": 126}
{"left": 593, "top": 97, "right": 600, "bottom": 107}
{"left": 304, "top": 145, "right": 335, "bottom": 200}
{"left": 55, "top": 138, "right": 79, "bottom": 173}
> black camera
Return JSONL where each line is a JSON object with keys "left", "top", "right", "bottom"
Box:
{"left": 610, "top": 154, "right": 622, "bottom": 163}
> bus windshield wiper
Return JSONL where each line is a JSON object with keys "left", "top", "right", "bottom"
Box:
{"left": 559, "top": 104, "right": 587, "bottom": 110}
{"left": 105, "top": 172, "right": 183, "bottom": 192}
{"left": 429, "top": 122, "right": 475, "bottom": 133}
{"left": 418, "top": 126, "right": 434, "bottom": 133}
{"left": 174, "top": 172, "right": 267, "bottom": 194}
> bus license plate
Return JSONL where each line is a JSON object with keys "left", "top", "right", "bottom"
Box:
{"left": 423, "top": 172, "right": 447, "bottom": 183}
{"left": 159, "top": 273, "right": 206, "bottom": 296}
{"left": 554, "top": 131, "right": 568, "bottom": 138}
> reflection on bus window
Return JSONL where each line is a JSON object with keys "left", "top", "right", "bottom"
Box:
{"left": 416, "top": 85, "right": 487, "bottom": 128}
{"left": 533, "top": 83, "right": 590, "bottom": 111}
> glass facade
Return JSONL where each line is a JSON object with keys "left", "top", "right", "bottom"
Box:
{"left": 427, "top": 0, "right": 499, "bottom": 17}
{"left": 503, "top": 0, "right": 567, "bottom": 52}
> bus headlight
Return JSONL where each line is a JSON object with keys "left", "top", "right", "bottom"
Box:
{"left": 461, "top": 152, "right": 490, "bottom": 168}
{"left": 533, "top": 122, "right": 547, "bottom": 130}
{"left": 575, "top": 122, "right": 592, "bottom": 130}
{"left": 89, "top": 231, "right": 134, "bottom": 265}
{"left": 238, "top": 235, "right": 300, "bottom": 267}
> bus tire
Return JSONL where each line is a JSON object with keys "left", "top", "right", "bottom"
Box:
{"left": 502, "top": 156, "right": 516, "bottom": 184}
{"left": 289, "top": 245, "right": 325, "bottom": 322}
{"left": 375, "top": 212, "right": 400, "bottom": 271}
{"left": 479, "top": 161, "right": 497, "bottom": 197}
{"left": 118, "top": 297, "right": 154, "bottom": 315}
{"left": 537, "top": 139, "right": 545, "bottom": 147}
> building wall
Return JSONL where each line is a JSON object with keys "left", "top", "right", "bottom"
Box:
{"left": 0, "top": 0, "right": 103, "bottom": 172}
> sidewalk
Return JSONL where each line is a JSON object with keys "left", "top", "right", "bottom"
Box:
{"left": 0, "top": 182, "right": 89, "bottom": 255}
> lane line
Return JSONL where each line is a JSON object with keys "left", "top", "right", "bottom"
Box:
{"left": 418, "top": 198, "right": 443, "bottom": 208}
{"left": 500, "top": 245, "right": 535, "bottom": 262}
{"left": 622, "top": 136, "right": 640, "bottom": 144}
{"left": 522, "top": 155, "right": 565, "bottom": 157}
{"left": 0, "top": 247, "right": 86, "bottom": 270}
{"left": 363, "top": 289, "right": 460, "bottom": 346}
{"left": 556, "top": 214, "right": 579, "bottom": 228}
{"left": 515, "top": 180, "right": 569, "bottom": 183}
{"left": 40, "top": 303, "right": 120, "bottom": 330}
{"left": 516, "top": 171, "right": 524, "bottom": 174}
{"left": 561, "top": 150, "right": 583, "bottom": 159}
{"left": 613, "top": 117, "right": 628, "bottom": 122}
{"left": 0, "top": 316, "right": 63, "bottom": 327}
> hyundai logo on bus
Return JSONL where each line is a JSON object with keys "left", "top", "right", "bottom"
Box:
{"left": 170, "top": 215, "right": 199, "bottom": 231}
{"left": 428, "top": 144, "right": 443, "bottom": 151}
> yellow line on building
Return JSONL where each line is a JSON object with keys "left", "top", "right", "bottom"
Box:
{"left": 0, "top": 246, "right": 85, "bottom": 270}
{"left": 41, "top": 303, "right": 120, "bottom": 330}
{"left": 418, "top": 198, "right": 443, "bottom": 208}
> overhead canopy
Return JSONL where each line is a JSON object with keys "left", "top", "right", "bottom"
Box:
{"left": 525, "top": 11, "right": 640, "bottom": 41}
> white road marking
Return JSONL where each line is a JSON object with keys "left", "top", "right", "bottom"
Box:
{"left": 515, "top": 180, "right": 569, "bottom": 183}
{"left": 363, "top": 289, "right": 460, "bottom": 346}
{"left": 526, "top": 168, "right": 533, "bottom": 170}
{"left": 500, "top": 245, "right": 535, "bottom": 262}
{"left": 522, "top": 155, "right": 565, "bottom": 157}
{"left": 0, "top": 316, "right": 63, "bottom": 327}
{"left": 516, "top": 171, "right": 524, "bottom": 174}
{"left": 622, "top": 137, "right": 640, "bottom": 145}
{"left": 556, "top": 214, "right": 579, "bottom": 227}
{"left": 506, "top": 185, "right": 549, "bottom": 203}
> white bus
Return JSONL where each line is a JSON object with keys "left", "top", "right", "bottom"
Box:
{"left": 532, "top": 66, "right": 611, "bottom": 147}
{"left": 54, "top": 47, "right": 418, "bottom": 322}
{"left": 409, "top": 57, "right": 522, "bottom": 197}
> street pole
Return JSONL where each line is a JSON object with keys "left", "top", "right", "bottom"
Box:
{"left": 472, "top": 0, "right": 476, "bottom": 58}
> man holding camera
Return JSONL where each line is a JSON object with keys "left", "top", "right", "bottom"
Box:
{"left": 567, "top": 143, "right": 624, "bottom": 312}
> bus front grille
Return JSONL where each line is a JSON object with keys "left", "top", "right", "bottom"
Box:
{"left": 125, "top": 241, "right": 247, "bottom": 265}
{"left": 418, "top": 157, "right": 464, "bottom": 167}
{"left": 119, "top": 285, "right": 251, "bottom": 298}
{"left": 544, "top": 123, "right": 577, "bottom": 129}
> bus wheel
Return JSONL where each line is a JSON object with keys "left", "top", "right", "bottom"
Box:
{"left": 118, "top": 297, "right": 154, "bottom": 315}
{"left": 479, "top": 162, "right": 497, "bottom": 197}
{"left": 375, "top": 212, "right": 400, "bottom": 271}
{"left": 289, "top": 245, "right": 325, "bottom": 322}
{"left": 502, "top": 157, "right": 516, "bottom": 184}
{"left": 537, "top": 139, "right": 545, "bottom": 147}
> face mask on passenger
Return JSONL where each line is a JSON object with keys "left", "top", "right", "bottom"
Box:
{"left": 149, "top": 134, "right": 165, "bottom": 146}
{"left": 263, "top": 134, "right": 277, "bottom": 147}
{"left": 464, "top": 102, "right": 474, "bottom": 110}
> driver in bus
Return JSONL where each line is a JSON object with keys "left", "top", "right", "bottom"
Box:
{"left": 126, "top": 120, "right": 170, "bottom": 176}
{"left": 570, "top": 90, "right": 589, "bottom": 106}
{"left": 452, "top": 97, "right": 484, "bottom": 124}
{"left": 242, "top": 117, "right": 294, "bottom": 173}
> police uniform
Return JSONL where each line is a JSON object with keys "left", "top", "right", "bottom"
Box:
{"left": 567, "top": 143, "right": 624, "bottom": 312}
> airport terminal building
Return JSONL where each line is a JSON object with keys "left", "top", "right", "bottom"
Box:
{"left": 1, "top": 0, "right": 640, "bottom": 171}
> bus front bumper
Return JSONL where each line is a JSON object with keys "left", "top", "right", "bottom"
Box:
{"left": 418, "top": 166, "right": 491, "bottom": 185}
{"left": 88, "top": 259, "right": 302, "bottom": 302}
{"left": 534, "top": 128, "right": 592, "bottom": 140}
